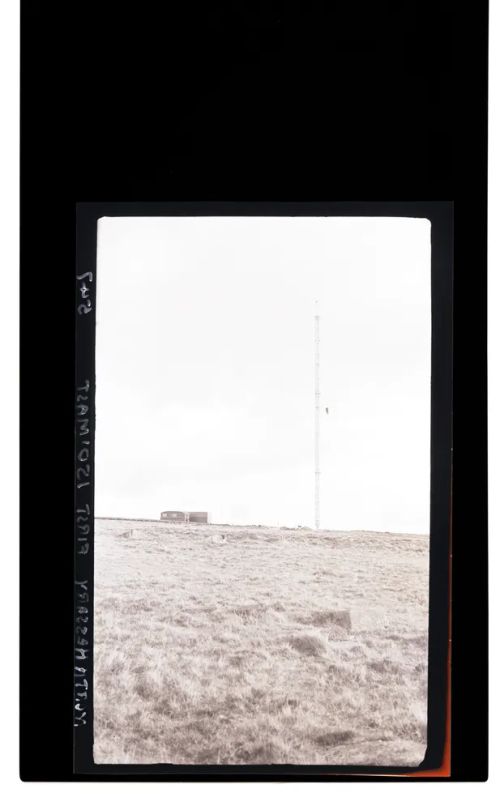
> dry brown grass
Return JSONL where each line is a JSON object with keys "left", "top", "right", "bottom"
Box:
{"left": 94, "top": 519, "right": 429, "bottom": 766}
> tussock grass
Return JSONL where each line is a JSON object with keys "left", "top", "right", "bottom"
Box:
{"left": 94, "top": 520, "right": 429, "bottom": 765}
{"left": 286, "top": 633, "right": 329, "bottom": 656}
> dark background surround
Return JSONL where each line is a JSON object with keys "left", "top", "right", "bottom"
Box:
{"left": 20, "top": 0, "right": 488, "bottom": 781}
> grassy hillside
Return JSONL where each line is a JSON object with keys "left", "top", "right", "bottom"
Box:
{"left": 94, "top": 519, "right": 429, "bottom": 765}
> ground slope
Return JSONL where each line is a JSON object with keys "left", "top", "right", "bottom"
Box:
{"left": 94, "top": 519, "right": 429, "bottom": 765}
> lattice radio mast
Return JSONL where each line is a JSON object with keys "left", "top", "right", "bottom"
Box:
{"left": 314, "top": 301, "right": 320, "bottom": 530}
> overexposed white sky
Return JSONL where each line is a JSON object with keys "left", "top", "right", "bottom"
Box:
{"left": 95, "top": 217, "right": 431, "bottom": 533}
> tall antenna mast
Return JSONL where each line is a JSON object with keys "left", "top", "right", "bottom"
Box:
{"left": 314, "top": 300, "right": 320, "bottom": 530}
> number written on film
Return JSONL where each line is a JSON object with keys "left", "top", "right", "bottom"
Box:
{"left": 77, "top": 271, "right": 93, "bottom": 315}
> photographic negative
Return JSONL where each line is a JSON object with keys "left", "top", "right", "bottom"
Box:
{"left": 90, "top": 215, "right": 435, "bottom": 767}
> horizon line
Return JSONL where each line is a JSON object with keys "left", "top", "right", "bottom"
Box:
{"left": 94, "top": 515, "right": 429, "bottom": 536}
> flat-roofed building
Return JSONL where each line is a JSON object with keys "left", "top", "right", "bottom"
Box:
{"left": 160, "top": 510, "right": 209, "bottom": 524}
{"left": 160, "top": 510, "right": 186, "bottom": 522}
{"left": 188, "top": 512, "right": 209, "bottom": 523}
